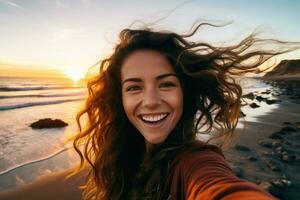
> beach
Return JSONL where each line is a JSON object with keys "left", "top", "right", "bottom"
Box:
{"left": 0, "top": 76, "right": 299, "bottom": 199}
{"left": 224, "top": 77, "right": 300, "bottom": 200}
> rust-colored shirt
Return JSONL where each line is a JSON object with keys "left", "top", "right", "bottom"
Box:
{"left": 164, "top": 143, "right": 276, "bottom": 200}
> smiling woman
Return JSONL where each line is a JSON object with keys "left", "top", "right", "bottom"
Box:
{"left": 0, "top": 22, "right": 299, "bottom": 200}
{"left": 70, "top": 23, "right": 298, "bottom": 200}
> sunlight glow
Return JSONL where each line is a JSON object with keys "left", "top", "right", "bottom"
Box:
{"left": 63, "top": 68, "right": 86, "bottom": 83}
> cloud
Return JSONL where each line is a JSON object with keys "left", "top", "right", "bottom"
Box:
{"left": 0, "top": 0, "right": 22, "bottom": 8}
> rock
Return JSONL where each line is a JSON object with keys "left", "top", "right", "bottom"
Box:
{"left": 277, "top": 130, "right": 290, "bottom": 135}
{"left": 261, "top": 90, "right": 271, "bottom": 94}
{"left": 274, "top": 146, "right": 284, "bottom": 153}
{"left": 30, "top": 118, "right": 68, "bottom": 129}
{"left": 242, "top": 92, "right": 255, "bottom": 100}
{"left": 295, "top": 121, "right": 300, "bottom": 128}
{"left": 259, "top": 181, "right": 272, "bottom": 190}
{"left": 258, "top": 181, "right": 283, "bottom": 198}
{"left": 281, "top": 154, "right": 296, "bottom": 163}
{"left": 233, "top": 144, "right": 250, "bottom": 151}
{"left": 247, "top": 156, "right": 258, "bottom": 162}
{"left": 249, "top": 102, "right": 260, "bottom": 108}
{"left": 281, "top": 179, "right": 292, "bottom": 186}
{"left": 281, "top": 126, "right": 297, "bottom": 132}
{"left": 259, "top": 141, "right": 273, "bottom": 148}
{"left": 266, "top": 99, "right": 277, "bottom": 105}
{"left": 269, "top": 132, "right": 283, "bottom": 140}
{"left": 266, "top": 160, "right": 281, "bottom": 172}
{"left": 271, "top": 141, "right": 281, "bottom": 148}
{"left": 256, "top": 96, "right": 267, "bottom": 102}
{"left": 231, "top": 165, "right": 244, "bottom": 178}
{"left": 283, "top": 122, "right": 292, "bottom": 125}
{"left": 263, "top": 151, "right": 274, "bottom": 156}
{"left": 239, "top": 111, "right": 246, "bottom": 117}
{"left": 272, "top": 180, "right": 285, "bottom": 188}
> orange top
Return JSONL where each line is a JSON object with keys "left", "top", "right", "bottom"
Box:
{"left": 163, "top": 143, "right": 276, "bottom": 200}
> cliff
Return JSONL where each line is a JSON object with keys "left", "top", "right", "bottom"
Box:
{"left": 264, "top": 59, "right": 300, "bottom": 77}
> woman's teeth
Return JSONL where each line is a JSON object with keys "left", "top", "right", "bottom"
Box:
{"left": 140, "top": 113, "right": 168, "bottom": 123}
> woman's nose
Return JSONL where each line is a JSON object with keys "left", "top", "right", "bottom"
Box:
{"left": 142, "top": 88, "right": 161, "bottom": 108}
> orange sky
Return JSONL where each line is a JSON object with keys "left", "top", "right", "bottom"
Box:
{"left": 0, "top": 62, "right": 67, "bottom": 78}
{"left": 0, "top": 0, "right": 299, "bottom": 80}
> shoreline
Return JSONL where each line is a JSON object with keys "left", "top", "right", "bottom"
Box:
{"left": 0, "top": 146, "right": 80, "bottom": 191}
{"left": 224, "top": 78, "right": 300, "bottom": 199}
{"left": 0, "top": 146, "right": 73, "bottom": 176}
{"left": 0, "top": 78, "right": 299, "bottom": 199}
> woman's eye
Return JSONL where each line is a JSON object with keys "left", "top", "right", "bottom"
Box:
{"left": 159, "top": 82, "right": 176, "bottom": 88}
{"left": 126, "top": 85, "right": 141, "bottom": 92}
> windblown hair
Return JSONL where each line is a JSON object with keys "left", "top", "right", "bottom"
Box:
{"left": 72, "top": 23, "right": 297, "bottom": 199}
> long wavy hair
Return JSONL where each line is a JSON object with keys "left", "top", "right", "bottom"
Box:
{"left": 72, "top": 23, "right": 298, "bottom": 199}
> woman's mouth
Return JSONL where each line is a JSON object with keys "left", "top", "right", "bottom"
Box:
{"left": 139, "top": 113, "right": 169, "bottom": 124}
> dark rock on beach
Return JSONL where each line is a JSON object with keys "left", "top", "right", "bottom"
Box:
{"left": 265, "top": 99, "right": 277, "bottom": 105}
{"left": 281, "top": 126, "right": 297, "bottom": 132}
{"left": 230, "top": 164, "right": 244, "bottom": 178}
{"left": 242, "top": 92, "right": 255, "bottom": 100}
{"left": 247, "top": 156, "right": 258, "bottom": 162}
{"left": 259, "top": 141, "right": 273, "bottom": 148}
{"left": 239, "top": 111, "right": 246, "bottom": 117}
{"left": 249, "top": 102, "right": 260, "bottom": 108}
{"left": 30, "top": 118, "right": 68, "bottom": 129}
{"left": 233, "top": 144, "right": 251, "bottom": 152}
{"left": 259, "top": 179, "right": 293, "bottom": 199}
{"left": 266, "top": 160, "right": 282, "bottom": 172}
{"left": 256, "top": 95, "right": 268, "bottom": 102}
{"left": 269, "top": 132, "right": 283, "bottom": 140}
{"left": 281, "top": 153, "right": 296, "bottom": 163}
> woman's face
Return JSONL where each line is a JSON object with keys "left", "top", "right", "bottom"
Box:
{"left": 121, "top": 50, "right": 183, "bottom": 150}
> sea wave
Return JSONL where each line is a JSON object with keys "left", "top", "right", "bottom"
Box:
{"left": 0, "top": 92, "right": 86, "bottom": 99}
{"left": 0, "top": 98, "right": 85, "bottom": 111}
{"left": 0, "top": 85, "right": 85, "bottom": 92}
{"left": 0, "top": 146, "right": 72, "bottom": 176}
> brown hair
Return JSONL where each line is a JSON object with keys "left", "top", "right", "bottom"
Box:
{"left": 72, "top": 23, "right": 298, "bottom": 199}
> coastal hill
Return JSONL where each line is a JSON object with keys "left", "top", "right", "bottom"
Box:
{"left": 264, "top": 59, "right": 300, "bottom": 77}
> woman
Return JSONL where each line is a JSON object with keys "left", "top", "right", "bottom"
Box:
{"left": 72, "top": 23, "right": 294, "bottom": 200}
{"left": 0, "top": 23, "right": 296, "bottom": 200}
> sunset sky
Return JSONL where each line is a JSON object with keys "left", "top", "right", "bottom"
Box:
{"left": 0, "top": 0, "right": 299, "bottom": 80}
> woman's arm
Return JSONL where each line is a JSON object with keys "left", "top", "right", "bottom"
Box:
{"left": 0, "top": 167, "right": 88, "bottom": 200}
{"left": 169, "top": 149, "right": 277, "bottom": 200}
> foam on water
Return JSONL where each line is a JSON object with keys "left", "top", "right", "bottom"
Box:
{"left": 0, "top": 76, "right": 87, "bottom": 175}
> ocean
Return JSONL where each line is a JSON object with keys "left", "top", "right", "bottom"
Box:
{"left": 0, "top": 76, "right": 279, "bottom": 190}
{"left": 0, "top": 76, "right": 87, "bottom": 178}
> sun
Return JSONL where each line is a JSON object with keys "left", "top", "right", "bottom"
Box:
{"left": 64, "top": 69, "right": 86, "bottom": 83}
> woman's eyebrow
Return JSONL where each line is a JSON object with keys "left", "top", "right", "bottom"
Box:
{"left": 122, "top": 78, "right": 142, "bottom": 86}
{"left": 156, "top": 73, "right": 177, "bottom": 80}
{"left": 122, "top": 73, "right": 177, "bottom": 85}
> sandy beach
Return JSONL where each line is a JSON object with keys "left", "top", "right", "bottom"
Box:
{"left": 0, "top": 77, "right": 299, "bottom": 199}
{"left": 224, "top": 77, "right": 300, "bottom": 200}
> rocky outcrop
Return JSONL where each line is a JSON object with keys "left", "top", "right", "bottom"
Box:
{"left": 30, "top": 118, "right": 68, "bottom": 129}
{"left": 264, "top": 59, "right": 300, "bottom": 77}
